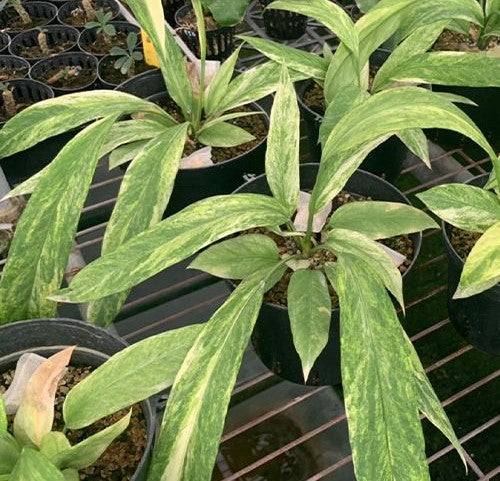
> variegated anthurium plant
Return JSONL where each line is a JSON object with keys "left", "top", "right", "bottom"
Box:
{"left": 0, "top": 324, "right": 201, "bottom": 480}
{"left": 417, "top": 161, "right": 500, "bottom": 299}
{"left": 46, "top": 64, "right": 500, "bottom": 480}
{"left": 0, "top": 0, "right": 298, "bottom": 326}
{"left": 241, "top": 0, "right": 500, "bottom": 167}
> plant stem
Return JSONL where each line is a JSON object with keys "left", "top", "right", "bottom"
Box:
{"left": 82, "top": 0, "right": 96, "bottom": 21}
{"left": 37, "top": 30, "right": 49, "bottom": 56}
{"left": 2, "top": 89, "right": 17, "bottom": 118}
{"left": 13, "top": 2, "right": 31, "bottom": 26}
{"left": 191, "top": 0, "right": 207, "bottom": 135}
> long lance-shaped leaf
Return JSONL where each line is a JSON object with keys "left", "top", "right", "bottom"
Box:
{"left": 54, "top": 411, "right": 131, "bottom": 471}
{"left": 329, "top": 256, "right": 431, "bottom": 481}
{"left": 238, "top": 36, "right": 328, "bottom": 82}
{"left": 384, "top": 52, "right": 500, "bottom": 88}
{"left": 124, "top": 0, "right": 194, "bottom": 117}
{"left": 147, "top": 278, "right": 265, "bottom": 481}
{"left": 328, "top": 201, "right": 438, "bottom": 239}
{"left": 325, "top": 228, "right": 404, "bottom": 310}
{"left": 0, "top": 397, "right": 6, "bottom": 434}
{"left": 310, "top": 87, "right": 497, "bottom": 214}
{"left": 87, "top": 124, "right": 189, "bottom": 326}
{"left": 0, "top": 116, "right": 117, "bottom": 323}
{"left": 10, "top": 448, "right": 66, "bottom": 481}
{"left": 0, "top": 91, "right": 163, "bottom": 159}
{"left": 50, "top": 194, "right": 289, "bottom": 303}
{"left": 288, "top": 269, "right": 331, "bottom": 382}
{"left": 0, "top": 433, "right": 20, "bottom": 473}
{"left": 265, "top": 66, "right": 300, "bottom": 216}
{"left": 372, "top": 20, "right": 449, "bottom": 92}
{"left": 417, "top": 184, "right": 500, "bottom": 233}
{"left": 63, "top": 324, "right": 203, "bottom": 429}
{"left": 454, "top": 222, "right": 500, "bottom": 298}
{"left": 267, "top": 0, "right": 358, "bottom": 56}
{"left": 397, "top": 129, "right": 430, "bottom": 167}
{"left": 109, "top": 140, "right": 150, "bottom": 169}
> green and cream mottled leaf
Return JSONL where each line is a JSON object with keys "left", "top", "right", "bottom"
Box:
{"left": 455, "top": 222, "right": 500, "bottom": 298}
{"left": 265, "top": 66, "right": 300, "bottom": 216}
{"left": 87, "top": 124, "right": 189, "bottom": 326}
{"left": 108, "top": 140, "right": 149, "bottom": 169}
{"left": 288, "top": 269, "right": 331, "bottom": 382}
{"left": 434, "top": 92, "right": 478, "bottom": 106}
{"left": 0, "top": 92, "right": 162, "bottom": 159}
{"left": 328, "top": 201, "right": 438, "bottom": 239}
{"left": 64, "top": 324, "right": 202, "bottom": 429}
{"left": 148, "top": 279, "right": 265, "bottom": 481}
{"left": 397, "top": 129, "right": 430, "bottom": 167}
{"left": 51, "top": 194, "right": 289, "bottom": 302}
{"left": 200, "top": 111, "right": 263, "bottom": 132}
{"left": 325, "top": 228, "right": 404, "bottom": 310}
{"left": 197, "top": 122, "right": 255, "bottom": 147}
{"left": 267, "top": 0, "right": 358, "bottom": 55}
{"left": 0, "top": 397, "right": 6, "bottom": 434}
{"left": 1, "top": 168, "right": 46, "bottom": 200}
{"left": 238, "top": 36, "right": 328, "bottom": 81}
{"left": 0, "top": 433, "right": 20, "bottom": 474}
{"left": 331, "top": 255, "right": 430, "bottom": 481}
{"left": 189, "top": 234, "right": 279, "bottom": 279}
{"left": 10, "top": 448, "right": 65, "bottom": 481}
{"left": 62, "top": 469, "right": 79, "bottom": 481}
{"left": 417, "top": 184, "right": 500, "bottom": 233}
{"left": 486, "top": 0, "right": 500, "bottom": 17}
{"left": 40, "top": 432, "right": 71, "bottom": 463}
{"left": 0, "top": 116, "right": 116, "bottom": 324}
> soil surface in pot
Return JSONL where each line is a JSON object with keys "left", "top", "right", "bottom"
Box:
{"left": 177, "top": 9, "right": 220, "bottom": 31}
{"left": 153, "top": 97, "right": 267, "bottom": 163}
{"left": 448, "top": 225, "right": 481, "bottom": 260}
{"left": 63, "top": 3, "right": 115, "bottom": 27}
{"left": 0, "top": 197, "right": 25, "bottom": 262}
{"left": 100, "top": 56, "right": 154, "bottom": 85}
{"left": 0, "top": 90, "right": 35, "bottom": 122}
{"left": 2, "top": 16, "right": 47, "bottom": 32}
{"left": 0, "top": 65, "right": 29, "bottom": 81}
{"left": 238, "top": 191, "right": 414, "bottom": 308}
{"left": 38, "top": 64, "right": 95, "bottom": 89}
{"left": 0, "top": 365, "right": 147, "bottom": 481}
{"left": 19, "top": 36, "right": 75, "bottom": 59}
{"left": 84, "top": 31, "right": 132, "bottom": 55}
{"left": 433, "top": 25, "right": 499, "bottom": 52}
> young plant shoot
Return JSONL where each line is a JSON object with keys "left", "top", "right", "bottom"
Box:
{"left": 110, "top": 32, "right": 143, "bottom": 77}
{"left": 84, "top": 8, "right": 117, "bottom": 40}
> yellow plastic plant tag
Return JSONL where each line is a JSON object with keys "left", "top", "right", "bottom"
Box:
{"left": 141, "top": 29, "right": 160, "bottom": 67}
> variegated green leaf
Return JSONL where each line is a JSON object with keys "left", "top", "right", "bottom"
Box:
{"left": 265, "top": 66, "right": 300, "bottom": 216}
{"left": 434, "top": 92, "right": 478, "bottom": 106}
{"left": 384, "top": 52, "right": 500, "bottom": 88}
{"left": 197, "top": 122, "right": 255, "bottom": 147}
{"left": 417, "top": 184, "right": 500, "bottom": 233}
{"left": 397, "top": 129, "right": 430, "bottom": 167}
{"left": 148, "top": 278, "right": 265, "bottom": 481}
{"left": 62, "top": 469, "right": 78, "bottom": 481}
{"left": 0, "top": 433, "right": 20, "bottom": 474}
{"left": 372, "top": 20, "right": 449, "bottom": 92}
{"left": 0, "top": 397, "right": 6, "bottom": 434}
{"left": 0, "top": 92, "right": 163, "bottom": 159}
{"left": 455, "top": 222, "right": 500, "bottom": 298}
{"left": 331, "top": 255, "right": 430, "bottom": 481}
{"left": 288, "top": 269, "right": 331, "bottom": 382}
{"left": 51, "top": 194, "right": 289, "bottom": 303}
{"left": 202, "top": 0, "right": 249, "bottom": 26}
{"left": 40, "top": 432, "right": 71, "bottom": 463}
{"left": 486, "top": 0, "right": 500, "bottom": 17}
{"left": 0, "top": 116, "right": 117, "bottom": 324}
{"left": 267, "top": 0, "right": 358, "bottom": 56}
{"left": 325, "top": 228, "right": 404, "bottom": 310}
{"left": 238, "top": 36, "right": 328, "bottom": 81}
{"left": 356, "top": 0, "right": 378, "bottom": 12}
{"left": 189, "top": 234, "right": 279, "bottom": 279}
{"left": 87, "top": 124, "right": 189, "bottom": 326}
{"left": 311, "top": 87, "right": 496, "bottom": 214}
{"left": 64, "top": 324, "right": 203, "bottom": 429}
{"left": 10, "top": 448, "right": 65, "bottom": 481}
{"left": 109, "top": 140, "right": 149, "bottom": 169}
{"left": 328, "top": 201, "right": 438, "bottom": 239}
{"left": 200, "top": 111, "right": 263, "bottom": 131}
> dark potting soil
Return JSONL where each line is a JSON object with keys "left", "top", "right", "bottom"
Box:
{"left": 176, "top": 9, "right": 220, "bottom": 31}
{"left": 63, "top": 4, "right": 115, "bottom": 27}
{"left": 0, "top": 94, "right": 33, "bottom": 123}
{"left": 0, "top": 365, "right": 147, "bottom": 481}
{"left": 85, "top": 31, "right": 131, "bottom": 55}
{"left": 433, "top": 25, "right": 499, "bottom": 52}
{"left": 448, "top": 225, "right": 482, "bottom": 261}
{"left": 238, "top": 191, "right": 414, "bottom": 308}
{"left": 39, "top": 65, "right": 96, "bottom": 89}
{"left": 19, "top": 39, "right": 75, "bottom": 59}
{"left": 0, "top": 65, "right": 29, "bottom": 81}
{"left": 100, "top": 56, "right": 154, "bottom": 85}
{"left": 154, "top": 97, "right": 267, "bottom": 163}
{"left": 3, "top": 16, "right": 47, "bottom": 32}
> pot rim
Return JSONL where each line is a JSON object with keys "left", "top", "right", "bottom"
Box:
{"left": 77, "top": 20, "right": 141, "bottom": 55}
{"left": 0, "top": 1, "right": 58, "bottom": 33}
{"left": 57, "top": 0, "right": 120, "bottom": 27}
{"left": 174, "top": 4, "right": 235, "bottom": 33}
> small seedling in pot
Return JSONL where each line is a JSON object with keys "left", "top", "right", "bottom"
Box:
{"left": 46, "top": 65, "right": 82, "bottom": 86}
{"left": 36, "top": 27, "right": 51, "bottom": 57}
{"left": 0, "top": 0, "right": 31, "bottom": 26}
{"left": 110, "top": 32, "right": 143, "bottom": 78}
{"left": 85, "top": 8, "right": 116, "bottom": 45}
{"left": 0, "top": 82, "right": 17, "bottom": 118}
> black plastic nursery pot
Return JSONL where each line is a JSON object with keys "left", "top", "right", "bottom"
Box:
{"left": 116, "top": 69, "right": 269, "bottom": 215}
{"left": 57, "top": 0, "right": 120, "bottom": 28}
{"left": 0, "top": 1, "right": 57, "bottom": 34}
{"left": 162, "top": 0, "right": 184, "bottom": 25}
{"left": 175, "top": 5, "right": 235, "bottom": 61}
{"left": 232, "top": 163, "right": 422, "bottom": 386}
{"left": 0, "top": 54, "right": 30, "bottom": 80}
{"left": 9, "top": 25, "right": 80, "bottom": 63}
{"left": 98, "top": 54, "right": 154, "bottom": 89}
{"left": 78, "top": 21, "right": 140, "bottom": 57}
{"left": 30, "top": 51, "right": 98, "bottom": 94}
{"left": 259, "top": 0, "right": 308, "bottom": 40}
{"left": 0, "top": 318, "right": 155, "bottom": 481}
{"left": 443, "top": 174, "right": 500, "bottom": 356}
{"left": 297, "top": 50, "right": 410, "bottom": 183}
{"left": 0, "top": 32, "right": 10, "bottom": 54}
